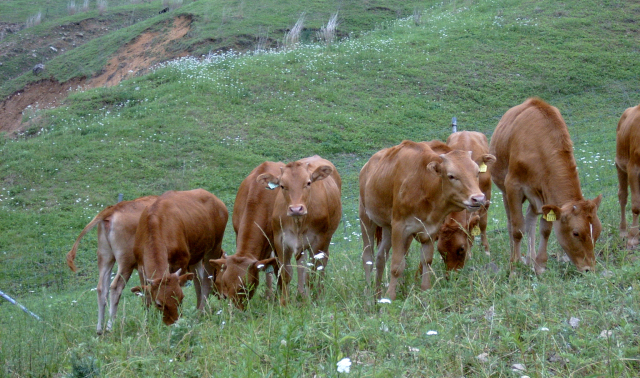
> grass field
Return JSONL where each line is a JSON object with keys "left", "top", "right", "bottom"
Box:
{"left": 1, "top": 0, "right": 639, "bottom": 376}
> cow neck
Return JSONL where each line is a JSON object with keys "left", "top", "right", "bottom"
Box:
{"left": 419, "top": 173, "right": 454, "bottom": 226}
{"left": 143, "top": 221, "right": 171, "bottom": 279}
{"left": 235, "top": 220, "right": 271, "bottom": 258}
{"left": 539, "top": 153, "right": 584, "bottom": 206}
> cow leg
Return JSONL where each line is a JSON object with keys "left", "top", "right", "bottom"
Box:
{"left": 265, "top": 271, "right": 274, "bottom": 300}
{"left": 374, "top": 227, "right": 392, "bottom": 299}
{"left": 524, "top": 204, "right": 538, "bottom": 268}
{"left": 295, "top": 248, "right": 308, "bottom": 298}
{"left": 504, "top": 184, "right": 526, "bottom": 275}
{"left": 275, "top": 235, "right": 293, "bottom": 306}
{"left": 106, "top": 261, "right": 135, "bottom": 333}
{"left": 360, "top": 209, "right": 377, "bottom": 284}
{"left": 479, "top": 205, "right": 490, "bottom": 255}
{"left": 534, "top": 217, "right": 552, "bottom": 274}
{"left": 627, "top": 164, "right": 640, "bottom": 249}
{"left": 190, "top": 261, "right": 205, "bottom": 311}
{"left": 96, "top": 251, "right": 115, "bottom": 335}
{"left": 418, "top": 240, "right": 435, "bottom": 291}
{"left": 386, "top": 223, "right": 413, "bottom": 300}
{"left": 617, "top": 162, "right": 629, "bottom": 239}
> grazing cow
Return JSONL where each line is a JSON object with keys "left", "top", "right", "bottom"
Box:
{"left": 66, "top": 195, "right": 158, "bottom": 335}
{"left": 489, "top": 97, "right": 602, "bottom": 274}
{"left": 131, "top": 189, "right": 228, "bottom": 325}
{"left": 447, "top": 131, "right": 493, "bottom": 255}
{"left": 257, "top": 155, "right": 342, "bottom": 305}
{"left": 360, "top": 140, "right": 495, "bottom": 300}
{"left": 414, "top": 210, "right": 481, "bottom": 281}
{"left": 616, "top": 104, "right": 640, "bottom": 248}
{"left": 210, "top": 162, "right": 283, "bottom": 310}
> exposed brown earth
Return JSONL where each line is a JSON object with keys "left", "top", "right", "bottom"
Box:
{"left": 0, "top": 15, "right": 192, "bottom": 136}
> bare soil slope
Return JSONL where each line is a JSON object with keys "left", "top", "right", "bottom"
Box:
{"left": 0, "top": 15, "right": 192, "bottom": 135}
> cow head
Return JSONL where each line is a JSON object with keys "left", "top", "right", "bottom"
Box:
{"left": 257, "top": 162, "right": 333, "bottom": 217}
{"left": 428, "top": 150, "right": 496, "bottom": 212}
{"left": 542, "top": 194, "right": 602, "bottom": 272}
{"left": 131, "top": 269, "right": 194, "bottom": 325}
{"left": 437, "top": 211, "right": 480, "bottom": 271}
{"left": 210, "top": 256, "right": 278, "bottom": 310}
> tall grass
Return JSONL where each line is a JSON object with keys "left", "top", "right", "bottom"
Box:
{"left": 317, "top": 12, "right": 339, "bottom": 45}
{"left": 25, "top": 11, "right": 42, "bottom": 28}
{"left": 282, "top": 13, "right": 305, "bottom": 50}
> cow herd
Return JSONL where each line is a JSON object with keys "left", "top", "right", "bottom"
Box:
{"left": 66, "top": 97, "right": 640, "bottom": 334}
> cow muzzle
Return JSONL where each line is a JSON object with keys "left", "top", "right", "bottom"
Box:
{"left": 287, "top": 205, "right": 307, "bottom": 216}
{"left": 464, "top": 194, "right": 486, "bottom": 212}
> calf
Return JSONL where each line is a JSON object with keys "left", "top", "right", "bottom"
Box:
{"left": 447, "top": 131, "right": 493, "bottom": 255}
{"left": 131, "top": 189, "right": 228, "bottom": 325}
{"left": 616, "top": 104, "right": 640, "bottom": 248}
{"left": 210, "top": 161, "right": 282, "bottom": 310}
{"left": 489, "top": 97, "right": 602, "bottom": 274}
{"left": 360, "top": 140, "right": 495, "bottom": 300}
{"left": 257, "top": 155, "right": 342, "bottom": 305}
{"left": 66, "top": 195, "right": 157, "bottom": 334}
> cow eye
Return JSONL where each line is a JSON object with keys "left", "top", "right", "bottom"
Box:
{"left": 280, "top": 185, "right": 286, "bottom": 190}
{"left": 306, "top": 181, "right": 311, "bottom": 187}
{"left": 573, "top": 231, "right": 580, "bottom": 237}
{"left": 448, "top": 174, "right": 455, "bottom": 180}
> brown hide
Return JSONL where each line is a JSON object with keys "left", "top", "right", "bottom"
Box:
{"left": 257, "top": 155, "right": 342, "bottom": 305}
{"left": 489, "top": 97, "right": 602, "bottom": 274}
{"left": 359, "top": 140, "right": 495, "bottom": 300}
{"left": 66, "top": 195, "right": 158, "bottom": 334}
{"left": 210, "top": 161, "right": 282, "bottom": 310}
{"left": 447, "top": 131, "right": 493, "bottom": 254}
{"left": 616, "top": 104, "right": 640, "bottom": 248}
{"left": 131, "top": 189, "right": 228, "bottom": 325}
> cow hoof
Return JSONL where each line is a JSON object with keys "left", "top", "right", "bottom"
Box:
{"left": 626, "top": 239, "right": 639, "bottom": 249}
{"left": 534, "top": 266, "right": 546, "bottom": 275}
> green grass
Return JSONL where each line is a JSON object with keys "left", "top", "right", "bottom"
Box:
{"left": 1, "top": 0, "right": 640, "bottom": 376}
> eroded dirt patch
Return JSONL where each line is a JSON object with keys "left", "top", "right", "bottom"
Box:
{"left": 0, "top": 78, "right": 86, "bottom": 135}
{"left": 90, "top": 15, "right": 191, "bottom": 88}
{"left": 0, "top": 15, "right": 192, "bottom": 136}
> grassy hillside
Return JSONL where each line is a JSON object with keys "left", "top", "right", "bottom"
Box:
{"left": 1, "top": 0, "right": 639, "bottom": 376}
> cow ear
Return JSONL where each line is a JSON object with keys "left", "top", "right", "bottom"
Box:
{"left": 178, "top": 273, "right": 194, "bottom": 287}
{"left": 131, "top": 285, "right": 149, "bottom": 294}
{"left": 210, "top": 258, "right": 227, "bottom": 272}
{"left": 255, "top": 257, "right": 278, "bottom": 272}
{"left": 427, "top": 161, "right": 442, "bottom": 175}
{"left": 257, "top": 173, "right": 279, "bottom": 190}
{"left": 592, "top": 194, "right": 603, "bottom": 210}
{"left": 467, "top": 214, "right": 480, "bottom": 233}
{"left": 481, "top": 154, "right": 497, "bottom": 167}
{"left": 542, "top": 205, "right": 562, "bottom": 222}
{"left": 311, "top": 165, "right": 333, "bottom": 182}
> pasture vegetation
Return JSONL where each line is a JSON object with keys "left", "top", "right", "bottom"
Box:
{"left": 1, "top": 0, "right": 639, "bottom": 376}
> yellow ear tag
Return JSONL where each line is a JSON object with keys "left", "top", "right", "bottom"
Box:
{"left": 471, "top": 226, "right": 481, "bottom": 236}
{"left": 479, "top": 162, "right": 487, "bottom": 173}
{"left": 544, "top": 210, "right": 556, "bottom": 222}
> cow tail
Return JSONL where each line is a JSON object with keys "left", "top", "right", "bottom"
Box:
{"left": 66, "top": 210, "right": 109, "bottom": 272}
{"left": 374, "top": 226, "right": 382, "bottom": 247}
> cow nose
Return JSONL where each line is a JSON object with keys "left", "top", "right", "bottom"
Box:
{"left": 288, "top": 205, "right": 306, "bottom": 216}
{"left": 471, "top": 195, "right": 485, "bottom": 205}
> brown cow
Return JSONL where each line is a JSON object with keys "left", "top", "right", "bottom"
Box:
{"left": 616, "top": 104, "right": 640, "bottom": 248}
{"left": 257, "top": 155, "right": 342, "bottom": 305}
{"left": 489, "top": 97, "right": 602, "bottom": 274}
{"left": 360, "top": 140, "right": 495, "bottom": 300}
{"left": 210, "top": 162, "right": 282, "bottom": 310}
{"left": 131, "top": 189, "right": 228, "bottom": 325}
{"left": 66, "top": 195, "right": 158, "bottom": 334}
{"left": 447, "top": 131, "right": 493, "bottom": 255}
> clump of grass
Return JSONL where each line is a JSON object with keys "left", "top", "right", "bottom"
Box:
{"left": 317, "top": 12, "right": 339, "bottom": 45}
{"left": 170, "top": 0, "right": 183, "bottom": 11}
{"left": 97, "top": 0, "right": 107, "bottom": 16}
{"left": 413, "top": 8, "right": 422, "bottom": 26}
{"left": 25, "top": 11, "right": 42, "bottom": 28}
{"left": 67, "top": 1, "right": 77, "bottom": 15}
{"left": 254, "top": 27, "right": 269, "bottom": 54}
{"left": 282, "top": 13, "right": 305, "bottom": 50}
